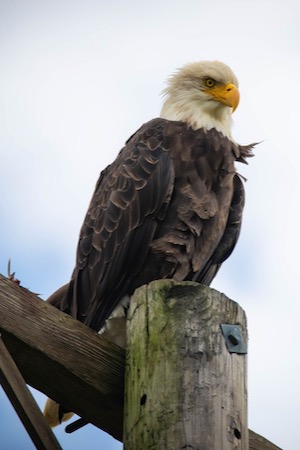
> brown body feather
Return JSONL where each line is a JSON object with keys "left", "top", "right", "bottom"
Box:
{"left": 52, "top": 118, "right": 254, "bottom": 331}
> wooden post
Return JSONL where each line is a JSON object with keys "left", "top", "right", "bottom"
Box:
{"left": 124, "top": 279, "right": 248, "bottom": 450}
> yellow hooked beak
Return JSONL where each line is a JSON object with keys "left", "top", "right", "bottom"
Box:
{"left": 206, "top": 83, "right": 240, "bottom": 113}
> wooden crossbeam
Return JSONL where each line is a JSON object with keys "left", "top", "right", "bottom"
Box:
{"left": 0, "top": 273, "right": 124, "bottom": 441}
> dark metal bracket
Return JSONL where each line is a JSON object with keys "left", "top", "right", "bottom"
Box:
{"left": 220, "top": 324, "right": 247, "bottom": 354}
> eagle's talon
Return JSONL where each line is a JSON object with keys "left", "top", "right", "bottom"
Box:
{"left": 7, "top": 260, "right": 21, "bottom": 285}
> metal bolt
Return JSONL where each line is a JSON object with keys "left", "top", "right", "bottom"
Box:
{"left": 228, "top": 328, "right": 240, "bottom": 346}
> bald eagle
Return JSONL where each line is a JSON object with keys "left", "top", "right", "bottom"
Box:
{"left": 44, "top": 60, "right": 255, "bottom": 426}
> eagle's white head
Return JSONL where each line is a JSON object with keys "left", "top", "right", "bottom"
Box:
{"left": 160, "top": 60, "right": 240, "bottom": 140}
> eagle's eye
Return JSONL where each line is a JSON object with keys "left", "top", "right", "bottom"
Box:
{"left": 204, "top": 77, "right": 216, "bottom": 88}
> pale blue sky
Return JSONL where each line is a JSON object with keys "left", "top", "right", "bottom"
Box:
{"left": 1, "top": 1, "right": 300, "bottom": 448}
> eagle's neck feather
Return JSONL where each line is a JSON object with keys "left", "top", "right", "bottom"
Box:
{"left": 160, "top": 92, "right": 233, "bottom": 140}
